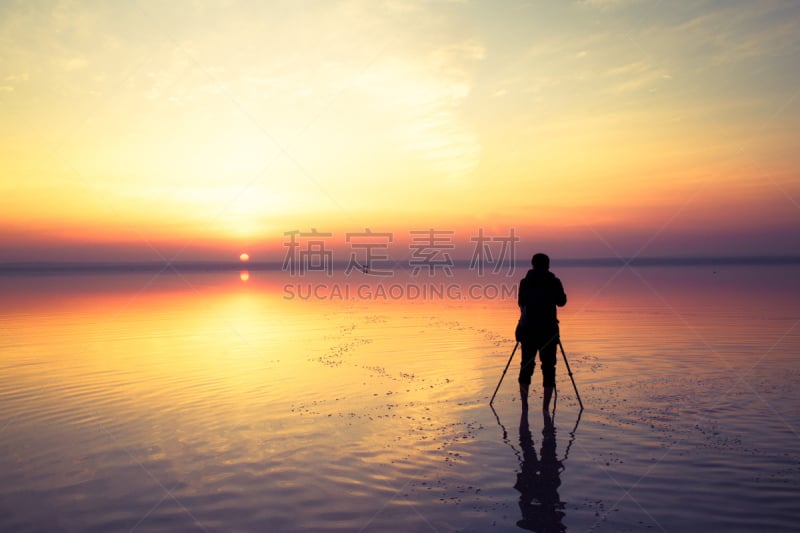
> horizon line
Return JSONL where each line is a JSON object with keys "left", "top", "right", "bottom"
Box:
{"left": 1, "top": 254, "right": 799, "bottom": 274}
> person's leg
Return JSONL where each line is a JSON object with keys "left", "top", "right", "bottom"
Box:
{"left": 541, "top": 387, "right": 553, "bottom": 412}
{"left": 518, "top": 342, "right": 536, "bottom": 410}
{"left": 539, "top": 336, "right": 558, "bottom": 411}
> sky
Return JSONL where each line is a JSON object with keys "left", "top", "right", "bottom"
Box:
{"left": 1, "top": 0, "right": 799, "bottom": 263}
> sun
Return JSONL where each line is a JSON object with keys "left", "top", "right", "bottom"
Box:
{"left": 239, "top": 252, "right": 250, "bottom": 263}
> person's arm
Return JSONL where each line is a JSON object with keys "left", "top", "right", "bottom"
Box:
{"left": 518, "top": 278, "right": 526, "bottom": 309}
{"left": 554, "top": 278, "right": 567, "bottom": 307}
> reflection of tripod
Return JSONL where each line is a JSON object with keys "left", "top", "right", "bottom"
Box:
{"left": 489, "top": 340, "right": 584, "bottom": 410}
{"left": 490, "top": 404, "right": 582, "bottom": 531}
{"left": 490, "top": 404, "right": 583, "bottom": 464}
{"left": 514, "top": 410, "right": 565, "bottom": 532}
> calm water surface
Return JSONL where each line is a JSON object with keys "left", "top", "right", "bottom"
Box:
{"left": 1, "top": 265, "right": 799, "bottom": 532}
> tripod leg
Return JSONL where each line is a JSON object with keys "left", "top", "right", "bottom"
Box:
{"left": 489, "top": 342, "right": 519, "bottom": 406}
{"left": 558, "top": 340, "right": 584, "bottom": 410}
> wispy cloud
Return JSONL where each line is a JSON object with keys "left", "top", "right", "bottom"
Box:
{"left": 346, "top": 41, "right": 484, "bottom": 182}
{"left": 576, "top": 0, "right": 641, "bottom": 9}
{"left": 5, "top": 73, "right": 30, "bottom": 82}
{"left": 604, "top": 61, "right": 671, "bottom": 93}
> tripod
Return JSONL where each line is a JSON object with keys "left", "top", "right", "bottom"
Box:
{"left": 489, "top": 340, "right": 583, "bottom": 410}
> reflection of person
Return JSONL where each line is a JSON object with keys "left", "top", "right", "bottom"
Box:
{"left": 514, "top": 410, "right": 565, "bottom": 532}
{"left": 517, "top": 253, "right": 567, "bottom": 411}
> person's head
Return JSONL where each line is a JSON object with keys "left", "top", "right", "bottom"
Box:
{"left": 531, "top": 253, "right": 550, "bottom": 271}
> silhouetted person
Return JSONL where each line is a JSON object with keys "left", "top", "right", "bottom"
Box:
{"left": 514, "top": 410, "right": 565, "bottom": 532}
{"left": 517, "top": 253, "right": 567, "bottom": 411}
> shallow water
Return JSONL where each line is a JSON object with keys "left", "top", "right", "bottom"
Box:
{"left": 1, "top": 265, "right": 798, "bottom": 532}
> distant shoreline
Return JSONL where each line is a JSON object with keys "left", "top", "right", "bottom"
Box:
{"left": 1, "top": 256, "right": 799, "bottom": 274}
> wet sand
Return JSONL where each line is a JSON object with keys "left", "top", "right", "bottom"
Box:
{"left": 1, "top": 265, "right": 798, "bottom": 531}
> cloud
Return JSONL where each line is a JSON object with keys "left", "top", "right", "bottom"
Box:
{"left": 0, "top": 0, "right": 488, "bottom": 207}
{"left": 345, "top": 41, "right": 484, "bottom": 182}
{"left": 632, "top": 3, "right": 800, "bottom": 66}
{"left": 59, "top": 56, "right": 89, "bottom": 71}
{"left": 576, "top": 0, "right": 639, "bottom": 9}
{"left": 5, "top": 73, "right": 30, "bottom": 82}
{"left": 605, "top": 61, "right": 671, "bottom": 93}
